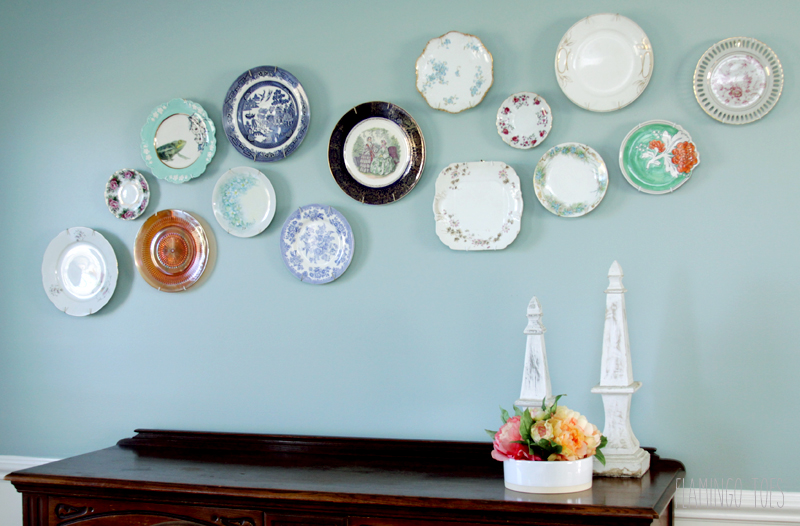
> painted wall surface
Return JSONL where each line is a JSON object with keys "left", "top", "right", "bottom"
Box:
{"left": 1, "top": 0, "right": 798, "bottom": 491}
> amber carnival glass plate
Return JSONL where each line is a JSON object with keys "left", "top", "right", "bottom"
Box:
{"left": 134, "top": 210, "right": 209, "bottom": 292}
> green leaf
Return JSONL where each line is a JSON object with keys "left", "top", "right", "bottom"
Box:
{"left": 519, "top": 407, "right": 533, "bottom": 442}
{"left": 513, "top": 405, "right": 523, "bottom": 417}
{"left": 599, "top": 435, "right": 608, "bottom": 449}
{"left": 485, "top": 429, "right": 497, "bottom": 438}
{"left": 540, "top": 398, "right": 547, "bottom": 411}
{"left": 594, "top": 449, "right": 606, "bottom": 466}
{"left": 500, "top": 406, "right": 510, "bottom": 424}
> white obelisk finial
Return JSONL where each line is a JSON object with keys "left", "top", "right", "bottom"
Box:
{"left": 516, "top": 296, "right": 554, "bottom": 410}
{"left": 591, "top": 261, "right": 651, "bottom": 477}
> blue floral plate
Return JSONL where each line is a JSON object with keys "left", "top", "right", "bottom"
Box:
{"left": 223, "top": 66, "right": 310, "bottom": 162}
{"left": 211, "top": 167, "right": 276, "bottom": 237}
{"left": 280, "top": 205, "right": 354, "bottom": 284}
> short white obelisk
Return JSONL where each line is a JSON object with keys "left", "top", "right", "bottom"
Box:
{"left": 591, "top": 261, "right": 650, "bottom": 477}
{"left": 516, "top": 296, "right": 555, "bottom": 410}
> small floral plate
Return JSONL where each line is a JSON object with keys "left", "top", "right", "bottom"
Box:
{"left": 496, "top": 92, "right": 552, "bottom": 149}
{"left": 619, "top": 120, "right": 700, "bottom": 194}
{"left": 212, "top": 167, "right": 276, "bottom": 237}
{"left": 280, "top": 205, "right": 354, "bottom": 284}
{"left": 416, "top": 31, "right": 493, "bottom": 113}
{"left": 433, "top": 161, "right": 523, "bottom": 250}
{"left": 105, "top": 169, "right": 149, "bottom": 220}
{"left": 534, "top": 143, "right": 608, "bottom": 217}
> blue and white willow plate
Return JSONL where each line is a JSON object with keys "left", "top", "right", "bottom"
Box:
{"left": 223, "top": 66, "right": 310, "bottom": 162}
{"left": 280, "top": 205, "right": 354, "bottom": 284}
{"left": 211, "top": 167, "right": 276, "bottom": 238}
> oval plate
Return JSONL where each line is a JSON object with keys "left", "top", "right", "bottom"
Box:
{"left": 105, "top": 169, "right": 150, "bottom": 220}
{"left": 280, "top": 205, "right": 354, "bottom": 284}
{"left": 329, "top": 101, "right": 425, "bottom": 205}
{"left": 223, "top": 66, "right": 310, "bottom": 161}
{"left": 534, "top": 143, "right": 608, "bottom": 217}
{"left": 212, "top": 167, "right": 276, "bottom": 237}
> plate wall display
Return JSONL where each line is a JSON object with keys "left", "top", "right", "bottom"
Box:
{"left": 496, "top": 92, "right": 552, "bottom": 149}
{"left": 693, "top": 37, "right": 783, "bottom": 124}
{"left": 555, "top": 13, "right": 653, "bottom": 112}
{"left": 534, "top": 143, "right": 608, "bottom": 217}
{"left": 212, "top": 167, "right": 276, "bottom": 237}
{"left": 141, "top": 99, "right": 216, "bottom": 184}
{"left": 433, "top": 161, "right": 523, "bottom": 251}
{"left": 328, "top": 101, "right": 425, "bottom": 205}
{"left": 134, "top": 209, "right": 209, "bottom": 292}
{"left": 416, "top": 31, "right": 493, "bottom": 113}
{"left": 105, "top": 169, "right": 149, "bottom": 220}
{"left": 619, "top": 120, "right": 700, "bottom": 194}
{"left": 41, "top": 227, "right": 118, "bottom": 316}
{"left": 280, "top": 204, "right": 354, "bottom": 284}
{"left": 223, "top": 66, "right": 310, "bottom": 161}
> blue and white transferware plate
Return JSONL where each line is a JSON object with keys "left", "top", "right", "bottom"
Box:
{"left": 416, "top": 31, "right": 493, "bottom": 113}
{"left": 141, "top": 99, "right": 216, "bottom": 184}
{"left": 212, "top": 167, "right": 276, "bottom": 238}
{"left": 280, "top": 205, "right": 354, "bottom": 284}
{"left": 534, "top": 143, "right": 608, "bottom": 217}
{"left": 223, "top": 66, "right": 310, "bottom": 162}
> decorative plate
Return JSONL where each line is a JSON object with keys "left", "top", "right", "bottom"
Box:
{"left": 555, "top": 13, "right": 653, "bottom": 112}
{"left": 416, "top": 31, "right": 493, "bottom": 113}
{"left": 329, "top": 101, "right": 425, "bottom": 205}
{"left": 42, "top": 227, "right": 118, "bottom": 316}
{"left": 105, "top": 169, "right": 149, "bottom": 220}
{"left": 496, "top": 92, "right": 552, "bottom": 149}
{"left": 279, "top": 205, "right": 354, "bottom": 284}
{"left": 693, "top": 37, "right": 783, "bottom": 125}
{"left": 141, "top": 99, "right": 216, "bottom": 184}
{"left": 134, "top": 210, "right": 209, "bottom": 292}
{"left": 534, "top": 143, "right": 608, "bottom": 217}
{"left": 223, "top": 66, "right": 310, "bottom": 161}
{"left": 619, "top": 120, "right": 700, "bottom": 194}
{"left": 433, "top": 161, "right": 523, "bottom": 251}
{"left": 212, "top": 167, "right": 276, "bottom": 238}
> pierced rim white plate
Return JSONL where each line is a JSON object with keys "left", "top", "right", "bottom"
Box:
{"left": 416, "top": 31, "right": 493, "bottom": 113}
{"left": 534, "top": 143, "right": 608, "bottom": 217}
{"left": 212, "top": 167, "right": 276, "bottom": 238}
{"left": 496, "top": 92, "right": 552, "bottom": 149}
{"left": 555, "top": 13, "right": 653, "bottom": 112}
{"left": 105, "top": 169, "right": 150, "bottom": 220}
{"left": 693, "top": 37, "right": 783, "bottom": 124}
{"left": 279, "top": 205, "right": 354, "bottom": 284}
{"left": 42, "top": 227, "right": 118, "bottom": 316}
{"left": 433, "top": 161, "right": 523, "bottom": 250}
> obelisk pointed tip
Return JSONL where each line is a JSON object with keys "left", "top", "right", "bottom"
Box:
{"left": 527, "top": 296, "right": 542, "bottom": 315}
{"left": 609, "top": 260, "right": 623, "bottom": 276}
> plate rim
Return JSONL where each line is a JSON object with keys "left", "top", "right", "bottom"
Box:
{"left": 222, "top": 65, "right": 311, "bottom": 162}
{"left": 140, "top": 98, "right": 217, "bottom": 184}
{"left": 495, "top": 92, "right": 552, "bottom": 149}
{"left": 211, "top": 166, "right": 276, "bottom": 238}
{"left": 534, "top": 142, "right": 608, "bottom": 217}
{"left": 328, "top": 101, "right": 425, "bottom": 205}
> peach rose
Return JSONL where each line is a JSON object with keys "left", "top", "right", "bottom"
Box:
{"left": 531, "top": 420, "right": 553, "bottom": 442}
{"left": 491, "top": 416, "right": 532, "bottom": 461}
{"left": 549, "top": 406, "right": 590, "bottom": 461}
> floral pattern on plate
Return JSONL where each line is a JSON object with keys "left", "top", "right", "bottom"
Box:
{"left": 280, "top": 205, "right": 354, "bottom": 284}
{"left": 212, "top": 167, "right": 276, "bottom": 238}
{"left": 416, "top": 31, "right": 493, "bottom": 113}
{"left": 694, "top": 37, "right": 783, "bottom": 124}
{"left": 433, "top": 161, "right": 523, "bottom": 250}
{"left": 496, "top": 92, "right": 552, "bottom": 149}
{"left": 105, "top": 169, "right": 149, "bottom": 220}
{"left": 534, "top": 143, "right": 608, "bottom": 217}
{"left": 619, "top": 120, "right": 699, "bottom": 194}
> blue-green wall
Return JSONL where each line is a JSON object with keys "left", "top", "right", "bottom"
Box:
{"left": 1, "top": 0, "right": 798, "bottom": 490}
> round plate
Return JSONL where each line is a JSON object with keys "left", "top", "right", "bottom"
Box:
{"left": 693, "top": 37, "right": 783, "bottom": 124}
{"left": 212, "top": 167, "right": 276, "bottom": 237}
{"left": 555, "top": 13, "right": 653, "bottom": 112}
{"left": 328, "top": 101, "right": 425, "bottom": 205}
{"left": 416, "top": 31, "right": 493, "bottom": 113}
{"left": 534, "top": 143, "right": 608, "bottom": 217}
{"left": 105, "top": 169, "right": 150, "bottom": 220}
{"left": 223, "top": 66, "right": 310, "bottom": 162}
{"left": 496, "top": 92, "right": 552, "bottom": 149}
{"left": 279, "top": 205, "right": 354, "bottom": 284}
{"left": 42, "top": 227, "right": 118, "bottom": 316}
{"left": 140, "top": 99, "right": 216, "bottom": 184}
{"left": 620, "top": 120, "right": 700, "bottom": 194}
{"left": 134, "top": 210, "right": 209, "bottom": 292}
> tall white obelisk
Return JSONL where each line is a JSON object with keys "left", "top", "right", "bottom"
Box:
{"left": 516, "top": 296, "right": 555, "bottom": 410}
{"left": 591, "top": 261, "right": 650, "bottom": 477}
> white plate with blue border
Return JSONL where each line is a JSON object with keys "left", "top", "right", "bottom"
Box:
{"left": 212, "top": 167, "right": 276, "bottom": 238}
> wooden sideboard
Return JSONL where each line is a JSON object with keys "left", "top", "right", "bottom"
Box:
{"left": 5, "top": 430, "right": 684, "bottom": 526}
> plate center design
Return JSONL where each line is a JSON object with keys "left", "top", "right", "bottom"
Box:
{"left": 710, "top": 54, "right": 766, "bottom": 108}
{"left": 155, "top": 231, "right": 192, "bottom": 272}
{"left": 59, "top": 243, "right": 106, "bottom": 299}
{"left": 343, "top": 117, "right": 410, "bottom": 189}
{"left": 154, "top": 113, "right": 207, "bottom": 169}
{"left": 300, "top": 223, "right": 340, "bottom": 264}
{"left": 237, "top": 81, "right": 298, "bottom": 149}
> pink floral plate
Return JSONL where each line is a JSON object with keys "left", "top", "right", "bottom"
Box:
{"left": 105, "top": 169, "right": 150, "bottom": 220}
{"left": 496, "top": 92, "right": 551, "bottom": 149}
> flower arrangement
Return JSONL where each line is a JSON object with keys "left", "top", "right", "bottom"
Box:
{"left": 487, "top": 395, "right": 607, "bottom": 465}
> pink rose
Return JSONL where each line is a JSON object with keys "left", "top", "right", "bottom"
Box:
{"left": 123, "top": 210, "right": 134, "bottom": 219}
{"left": 140, "top": 180, "right": 148, "bottom": 191}
{"left": 123, "top": 171, "right": 133, "bottom": 179}
{"left": 108, "top": 198, "right": 119, "bottom": 209}
{"left": 109, "top": 179, "right": 119, "bottom": 191}
{"left": 491, "top": 416, "right": 532, "bottom": 461}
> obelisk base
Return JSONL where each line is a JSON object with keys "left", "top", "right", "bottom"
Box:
{"left": 593, "top": 447, "right": 650, "bottom": 478}
{"left": 514, "top": 396, "right": 556, "bottom": 411}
